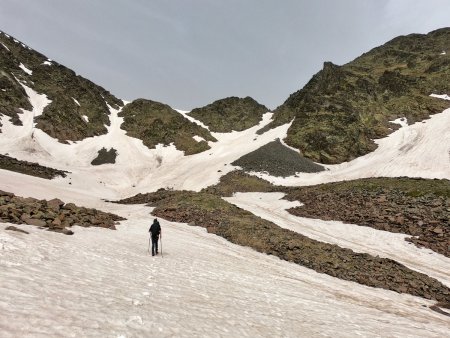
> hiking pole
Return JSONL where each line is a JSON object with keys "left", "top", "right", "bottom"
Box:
{"left": 148, "top": 236, "right": 151, "bottom": 255}
{"left": 160, "top": 234, "right": 163, "bottom": 258}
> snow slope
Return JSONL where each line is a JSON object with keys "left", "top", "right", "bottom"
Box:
{"left": 225, "top": 192, "right": 450, "bottom": 287}
{"left": 1, "top": 205, "right": 449, "bottom": 337}
{"left": 1, "top": 87, "right": 450, "bottom": 336}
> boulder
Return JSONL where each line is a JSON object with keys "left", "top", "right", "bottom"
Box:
{"left": 51, "top": 218, "right": 63, "bottom": 229}
{"left": 433, "top": 227, "right": 444, "bottom": 235}
{"left": 62, "top": 229, "right": 74, "bottom": 235}
{"left": 24, "top": 218, "right": 47, "bottom": 227}
{"left": 47, "top": 198, "right": 64, "bottom": 211}
{"left": 20, "top": 213, "right": 31, "bottom": 222}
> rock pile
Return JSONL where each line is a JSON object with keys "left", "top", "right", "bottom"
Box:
{"left": 0, "top": 190, "right": 125, "bottom": 234}
{"left": 0, "top": 154, "right": 69, "bottom": 179}
{"left": 232, "top": 139, "right": 324, "bottom": 176}
{"left": 285, "top": 179, "right": 449, "bottom": 257}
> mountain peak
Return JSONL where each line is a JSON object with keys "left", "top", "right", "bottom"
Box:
{"left": 188, "top": 96, "right": 268, "bottom": 132}
{"left": 262, "top": 27, "right": 450, "bottom": 164}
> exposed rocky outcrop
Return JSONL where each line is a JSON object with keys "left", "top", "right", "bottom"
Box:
{"left": 91, "top": 147, "right": 117, "bottom": 165}
{"left": 0, "top": 154, "right": 69, "bottom": 179}
{"left": 117, "top": 189, "right": 450, "bottom": 302}
{"left": 232, "top": 139, "right": 324, "bottom": 176}
{"left": 284, "top": 177, "right": 449, "bottom": 257}
{"left": 119, "top": 99, "right": 217, "bottom": 155}
{"left": 188, "top": 96, "right": 268, "bottom": 132}
{"left": 0, "top": 190, "right": 125, "bottom": 234}
{"left": 0, "top": 30, "right": 123, "bottom": 141}
{"left": 260, "top": 28, "right": 450, "bottom": 164}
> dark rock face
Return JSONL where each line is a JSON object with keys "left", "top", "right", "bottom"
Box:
{"left": 262, "top": 28, "right": 450, "bottom": 164}
{"left": 91, "top": 147, "right": 118, "bottom": 165}
{"left": 232, "top": 139, "right": 324, "bottom": 177}
{"left": 0, "top": 154, "right": 69, "bottom": 179}
{"left": 117, "top": 189, "right": 450, "bottom": 303}
{"left": 188, "top": 96, "right": 268, "bottom": 132}
{"left": 119, "top": 99, "right": 217, "bottom": 155}
{"left": 0, "top": 30, "right": 123, "bottom": 141}
{"left": 284, "top": 177, "right": 450, "bottom": 257}
{"left": 0, "top": 190, "right": 125, "bottom": 234}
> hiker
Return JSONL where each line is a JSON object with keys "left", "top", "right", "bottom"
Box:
{"left": 149, "top": 218, "right": 161, "bottom": 256}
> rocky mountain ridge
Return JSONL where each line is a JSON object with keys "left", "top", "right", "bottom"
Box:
{"left": 261, "top": 27, "right": 450, "bottom": 164}
{"left": 0, "top": 31, "right": 268, "bottom": 155}
{"left": 0, "top": 30, "right": 123, "bottom": 142}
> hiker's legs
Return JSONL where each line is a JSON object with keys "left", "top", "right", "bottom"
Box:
{"left": 151, "top": 235, "right": 159, "bottom": 255}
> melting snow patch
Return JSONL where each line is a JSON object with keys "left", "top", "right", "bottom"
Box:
{"left": 19, "top": 63, "right": 32, "bottom": 75}
{"left": 390, "top": 117, "right": 408, "bottom": 127}
{"left": 175, "top": 109, "right": 210, "bottom": 130}
{"left": 1, "top": 42, "right": 10, "bottom": 51}
{"left": 193, "top": 135, "right": 205, "bottom": 142}
{"left": 430, "top": 93, "right": 450, "bottom": 101}
{"left": 82, "top": 115, "right": 89, "bottom": 123}
{"left": 20, "top": 82, "right": 51, "bottom": 117}
{"left": 42, "top": 60, "right": 52, "bottom": 66}
{"left": 440, "top": 51, "right": 447, "bottom": 55}
{"left": 72, "top": 97, "right": 81, "bottom": 106}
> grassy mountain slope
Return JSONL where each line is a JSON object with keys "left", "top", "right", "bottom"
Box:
{"left": 188, "top": 96, "right": 268, "bottom": 132}
{"left": 0, "top": 31, "right": 122, "bottom": 141}
{"left": 260, "top": 28, "right": 450, "bottom": 164}
{"left": 119, "top": 99, "right": 217, "bottom": 155}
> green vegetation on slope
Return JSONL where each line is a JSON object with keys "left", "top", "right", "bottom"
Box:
{"left": 119, "top": 99, "right": 217, "bottom": 155}
{"left": 260, "top": 28, "right": 450, "bottom": 164}
{"left": 202, "top": 170, "right": 281, "bottom": 196}
{"left": 188, "top": 96, "right": 268, "bottom": 132}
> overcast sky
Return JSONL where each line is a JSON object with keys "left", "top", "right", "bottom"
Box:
{"left": 1, "top": 0, "right": 449, "bottom": 110}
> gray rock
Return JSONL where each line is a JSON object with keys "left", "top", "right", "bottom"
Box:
{"left": 5, "top": 225, "right": 29, "bottom": 234}
{"left": 24, "top": 218, "right": 47, "bottom": 227}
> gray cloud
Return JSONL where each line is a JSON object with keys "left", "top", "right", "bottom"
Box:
{"left": 1, "top": 0, "right": 449, "bottom": 109}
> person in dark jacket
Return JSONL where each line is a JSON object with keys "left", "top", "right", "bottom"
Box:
{"left": 149, "top": 218, "right": 161, "bottom": 256}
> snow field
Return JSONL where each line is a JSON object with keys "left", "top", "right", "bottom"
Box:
{"left": 1, "top": 201, "right": 449, "bottom": 337}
